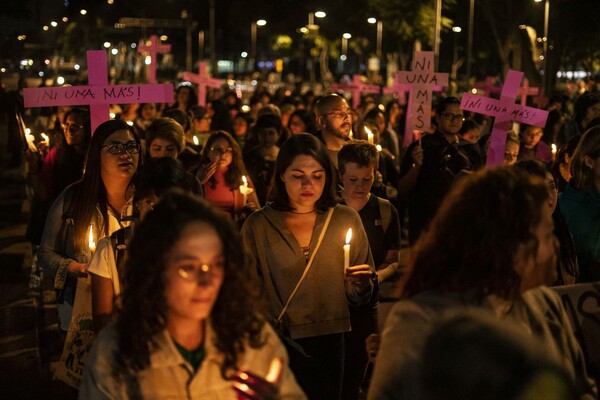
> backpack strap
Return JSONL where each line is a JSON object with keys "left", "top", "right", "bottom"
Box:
{"left": 110, "top": 226, "right": 134, "bottom": 289}
{"left": 377, "top": 197, "right": 392, "bottom": 233}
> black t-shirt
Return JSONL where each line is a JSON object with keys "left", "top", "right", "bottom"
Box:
{"left": 356, "top": 195, "right": 401, "bottom": 268}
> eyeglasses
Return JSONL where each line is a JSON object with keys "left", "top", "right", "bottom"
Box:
{"left": 209, "top": 146, "right": 233, "bottom": 154}
{"left": 441, "top": 112, "right": 465, "bottom": 122}
{"left": 177, "top": 263, "right": 222, "bottom": 285}
{"left": 61, "top": 123, "right": 85, "bottom": 133}
{"left": 326, "top": 110, "right": 355, "bottom": 119}
{"left": 102, "top": 141, "right": 141, "bottom": 155}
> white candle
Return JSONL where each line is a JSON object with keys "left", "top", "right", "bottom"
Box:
{"left": 41, "top": 133, "right": 49, "bottom": 147}
{"left": 25, "top": 128, "right": 37, "bottom": 151}
{"left": 240, "top": 175, "right": 249, "bottom": 207}
{"left": 88, "top": 225, "right": 96, "bottom": 254}
{"left": 551, "top": 143, "right": 557, "bottom": 160}
{"left": 365, "top": 126, "right": 374, "bottom": 144}
{"left": 343, "top": 228, "right": 352, "bottom": 272}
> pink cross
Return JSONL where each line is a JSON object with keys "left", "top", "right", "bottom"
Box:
{"left": 472, "top": 76, "right": 502, "bottom": 96}
{"left": 137, "top": 35, "right": 171, "bottom": 84}
{"left": 23, "top": 50, "right": 174, "bottom": 133}
{"left": 182, "top": 61, "right": 221, "bottom": 106}
{"left": 518, "top": 78, "right": 540, "bottom": 107}
{"left": 460, "top": 70, "right": 549, "bottom": 167}
{"left": 382, "top": 73, "right": 410, "bottom": 106}
{"left": 330, "top": 74, "right": 380, "bottom": 108}
{"left": 397, "top": 51, "right": 449, "bottom": 133}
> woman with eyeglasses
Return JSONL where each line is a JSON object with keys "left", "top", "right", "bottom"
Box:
{"left": 81, "top": 191, "right": 306, "bottom": 399}
{"left": 196, "top": 131, "right": 259, "bottom": 223}
{"left": 39, "top": 119, "right": 141, "bottom": 333}
{"left": 26, "top": 107, "right": 91, "bottom": 245}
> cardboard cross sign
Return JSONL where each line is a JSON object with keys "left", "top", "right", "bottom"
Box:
{"left": 382, "top": 73, "right": 409, "bottom": 106}
{"left": 461, "top": 70, "right": 549, "bottom": 167}
{"left": 397, "top": 51, "right": 448, "bottom": 133}
{"left": 183, "top": 61, "right": 222, "bottom": 106}
{"left": 23, "top": 50, "right": 174, "bottom": 133}
{"left": 137, "top": 35, "right": 171, "bottom": 84}
{"left": 330, "top": 74, "right": 380, "bottom": 108}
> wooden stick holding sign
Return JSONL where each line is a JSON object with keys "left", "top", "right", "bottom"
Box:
{"left": 396, "top": 52, "right": 448, "bottom": 147}
{"left": 330, "top": 74, "right": 380, "bottom": 108}
{"left": 460, "top": 70, "right": 549, "bottom": 168}
{"left": 183, "top": 61, "right": 222, "bottom": 107}
{"left": 137, "top": 35, "right": 171, "bottom": 84}
{"left": 23, "top": 50, "right": 174, "bottom": 133}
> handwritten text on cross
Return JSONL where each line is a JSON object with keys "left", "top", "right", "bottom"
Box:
{"left": 461, "top": 70, "right": 549, "bottom": 167}
{"left": 397, "top": 52, "right": 448, "bottom": 132}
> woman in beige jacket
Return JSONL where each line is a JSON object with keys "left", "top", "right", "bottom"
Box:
{"left": 80, "top": 191, "right": 305, "bottom": 399}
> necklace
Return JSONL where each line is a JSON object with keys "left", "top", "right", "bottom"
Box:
{"left": 290, "top": 209, "right": 316, "bottom": 215}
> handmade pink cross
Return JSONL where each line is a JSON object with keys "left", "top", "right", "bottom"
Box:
{"left": 382, "top": 73, "right": 409, "bottom": 106}
{"left": 472, "top": 76, "right": 502, "bottom": 96}
{"left": 137, "top": 35, "right": 171, "bottom": 84}
{"left": 517, "top": 78, "right": 539, "bottom": 107}
{"left": 182, "top": 61, "right": 222, "bottom": 106}
{"left": 461, "top": 70, "right": 549, "bottom": 167}
{"left": 23, "top": 50, "right": 173, "bottom": 133}
{"left": 330, "top": 74, "right": 380, "bottom": 108}
{"left": 397, "top": 51, "right": 448, "bottom": 134}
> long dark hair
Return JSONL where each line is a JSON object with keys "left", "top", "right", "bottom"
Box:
{"left": 116, "top": 190, "right": 265, "bottom": 378}
{"left": 68, "top": 119, "right": 140, "bottom": 251}
{"left": 403, "top": 167, "right": 549, "bottom": 300}
{"left": 54, "top": 107, "right": 91, "bottom": 195}
{"left": 199, "top": 130, "right": 247, "bottom": 190}
{"left": 267, "top": 133, "right": 338, "bottom": 211}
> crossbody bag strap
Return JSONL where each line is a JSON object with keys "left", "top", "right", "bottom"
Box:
{"left": 276, "top": 207, "right": 335, "bottom": 323}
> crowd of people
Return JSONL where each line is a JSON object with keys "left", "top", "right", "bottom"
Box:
{"left": 9, "top": 73, "right": 600, "bottom": 399}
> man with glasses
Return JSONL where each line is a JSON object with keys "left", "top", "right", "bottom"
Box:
{"left": 315, "top": 94, "right": 354, "bottom": 170}
{"left": 398, "top": 96, "right": 473, "bottom": 244}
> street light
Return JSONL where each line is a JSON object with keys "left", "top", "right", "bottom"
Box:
{"left": 367, "top": 18, "right": 383, "bottom": 59}
{"left": 308, "top": 11, "right": 326, "bottom": 26}
{"left": 452, "top": 26, "right": 462, "bottom": 68}
{"left": 251, "top": 19, "right": 267, "bottom": 71}
{"left": 340, "top": 33, "right": 352, "bottom": 73}
{"left": 535, "top": 0, "right": 550, "bottom": 96}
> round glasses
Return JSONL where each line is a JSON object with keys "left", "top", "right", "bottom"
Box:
{"left": 102, "top": 141, "right": 141, "bottom": 155}
{"left": 177, "top": 263, "right": 222, "bottom": 285}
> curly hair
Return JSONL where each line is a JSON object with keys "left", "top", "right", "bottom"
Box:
{"left": 198, "top": 130, "right": 248, "bottom": 190}
{"left": 403, "top": 167, "right": 549, "bottom": 300}
{"left": 115, "top": 190, "right": 266, "bottom": 379}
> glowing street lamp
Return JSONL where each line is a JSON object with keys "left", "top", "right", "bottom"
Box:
{"left": 367, "top": 18, "right": 383, "bottom": 59}
{"left": 535, "top": 0, "right": 550, "bottom": 96}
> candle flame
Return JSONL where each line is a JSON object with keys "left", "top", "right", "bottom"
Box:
{"left": 551, "top": 143, "right": 557, "bottom": 153}
{"left": 25, "top": 128, "right": 31, "bottom": 135}
{"left": 242, "top": 175, "right": 248, "bottom": 185}
{"left": 193, "top": 135, "right": 199, "bottom": 146}
{"left": 88, "top": 225, "right": 96, "bottom": 251}
{"left": 376, "top": 144, "right": 382, "bottom": 152}
{"left": 345, "top": 228, "right": 352, "bottom": 245}
{"left": 41, "top": 133, "right": 49, "bottom": 142}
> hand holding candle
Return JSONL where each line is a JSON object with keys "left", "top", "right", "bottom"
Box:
{"left": 25, "top": 128, "right": 37, "bottom": 152}
{"left": 232, "top": 357, "right": 282, "bottom": 400}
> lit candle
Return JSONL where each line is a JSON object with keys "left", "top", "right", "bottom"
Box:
{"left": 376, "top": 144, "right": 382, "bottom": 152}
{"left": 343, "top": 228, "right": 352, "bottom": 272}
{"left": 25, "top": 128, "right": 36, "bottom": 151}
{"left": 88, "top": 225, "right": 96, "bottom": 254}
{"left": 239, "top": 175, "right": 253, "bottom": 207}
{"left": 551, "top": 143, "right": 557, "bottom": 160}
{"left": 265, "top": 358, "right": 283, "bottom": 383}
{"left": 365, "top": 126, "right": 374, "bottom": 144}
{"left": 41, "top": 133, "right": 50, "bottom": 147}
{"left": 193, "top": 135, "right": 199, "bottom": 146}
